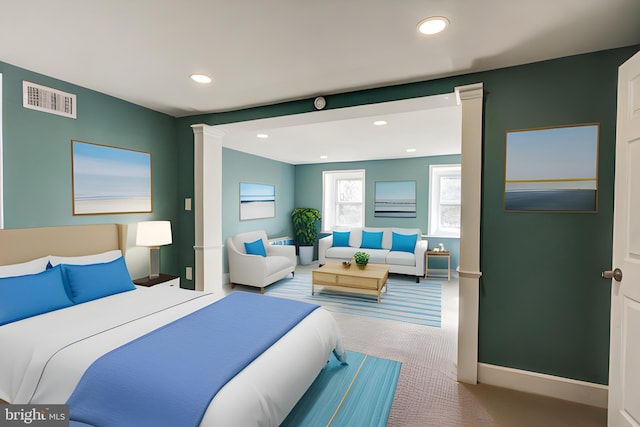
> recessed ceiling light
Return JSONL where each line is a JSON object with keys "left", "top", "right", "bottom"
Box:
{"left": 373, "top": 120, "right": 388, "bottom": 126}
{"left": 417, "top": 16, "right": 449, "bottom": 35}
{"left": 257, "top": 133, "right": 269, "bottom": 139}
{"left": 320, "top": 155, "right": 328, "bottom": 159}
{"left": 189, "top": 73, "right": 212, "bottom": 84}
{"left": 406, "top": 148, "right": 417, "bottom": 153}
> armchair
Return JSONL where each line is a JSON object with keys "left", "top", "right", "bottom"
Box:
{"left": 227, "top": 231, "right": 296, "bottom": 293}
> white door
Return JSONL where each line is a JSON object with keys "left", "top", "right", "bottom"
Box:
{"left": 608, "top": 49, "right": 640, "bottom": 426}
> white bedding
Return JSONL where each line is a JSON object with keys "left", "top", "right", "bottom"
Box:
{"left": 0, "top": 286, "right": 345, "bottom": 426}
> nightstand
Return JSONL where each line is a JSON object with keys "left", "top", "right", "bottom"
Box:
{"left": 133, "top": 273, "right": 180, "bottom": 288}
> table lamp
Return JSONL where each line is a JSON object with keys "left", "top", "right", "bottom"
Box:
{"left": 136, "top": 221, "right": 172, "bottom": 279}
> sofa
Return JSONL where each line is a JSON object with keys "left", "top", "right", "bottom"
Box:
{"left": 227, "top": 230, "right": 297, "bottom": 293}
{"left": 318, "top": 227, "right": 428, "bottom": 282}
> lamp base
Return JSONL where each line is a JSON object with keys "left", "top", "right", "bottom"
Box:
{"left": 149, "top": 247, "right": 160, "bottom": 279}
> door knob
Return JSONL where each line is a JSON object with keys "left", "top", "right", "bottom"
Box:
{"left": 602, "top": 268, "right": 623, "bottom": 282}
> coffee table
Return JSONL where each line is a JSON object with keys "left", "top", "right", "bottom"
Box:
{"left": 312, "top": 262, "right": 390, "bottom": 303}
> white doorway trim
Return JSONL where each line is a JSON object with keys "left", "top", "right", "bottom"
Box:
{"left": 192, "top": 84, "right": 484, "bottom": 383}
{"left": 455, "top": 82, "right": 483, "bottom": 383}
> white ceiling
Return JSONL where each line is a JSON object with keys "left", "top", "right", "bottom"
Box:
{"left": 215, "top": 93, "right": 461, "bottom": 164}
{"left": 1, "top": 0, "right": 638, "bottom": 164}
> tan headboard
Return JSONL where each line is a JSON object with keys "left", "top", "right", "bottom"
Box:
{"left": 0, "top": 224, "right": 127, "bottom": 266}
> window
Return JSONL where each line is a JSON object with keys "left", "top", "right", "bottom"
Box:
{"left": 428, "top": 164, "right": 461, "bottom": 237}
{"left": 322, "top": 170, "right": 365, "bottom": 231}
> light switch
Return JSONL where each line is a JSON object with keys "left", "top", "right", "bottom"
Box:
{"left": 185, "top": 198, "right": 192, "bottom": 211}
{"left": 185, "top": 267, "right": 193, "bottom": 280}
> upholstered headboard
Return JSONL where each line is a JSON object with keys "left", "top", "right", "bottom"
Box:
{"left": 0, "top": 224, "right": 127, "bottom": 266}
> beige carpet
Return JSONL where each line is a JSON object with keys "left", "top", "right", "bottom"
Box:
{"left": 327, "top": 274, "right": 607, "bottom": 427}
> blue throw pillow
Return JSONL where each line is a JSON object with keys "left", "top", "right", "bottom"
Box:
{"left": 391, "top": 232, "right": 418, "bottom": 253}
{"left": 244, "top": 238, "right": 267, "bottom": 257}
{"left": 332, "top": 231, "right": 351, "bottom": 247}
{"left": 0, "top": 265, "right": 74, "bottom": 326}
{"left": 62, "top": 257, "right": 135, "bottom": 304}
{"left": 360, "top": 230, "right": 383, "bottom": 249}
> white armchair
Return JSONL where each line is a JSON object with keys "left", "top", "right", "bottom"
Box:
{"left": 227, "top": 230, "right": 296, "bottom": 293}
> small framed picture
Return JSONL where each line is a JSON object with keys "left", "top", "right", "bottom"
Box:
{"left": 240, "top": 182, "right": 275, "bottom": 220}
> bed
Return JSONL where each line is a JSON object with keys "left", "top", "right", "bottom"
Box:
{"left": 0, "top": 224, "right": 345, "bottom": 426}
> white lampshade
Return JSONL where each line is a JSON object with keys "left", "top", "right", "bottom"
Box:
{"left": 136, "top": 221, "right": 172, "bottom": 248}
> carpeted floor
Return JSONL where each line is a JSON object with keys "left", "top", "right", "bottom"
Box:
{"left": 328, "top": 277, "right": 608, "bottom": 427}
{"left": 227, "top": 264, "right": 607, "bottom": 426}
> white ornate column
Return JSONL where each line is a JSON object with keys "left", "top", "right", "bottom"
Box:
{"left": 192, "top": 124, "right": 224, "bottom": 293}
{"left": 455, "top": 83, "right": 484, "bottom": 384}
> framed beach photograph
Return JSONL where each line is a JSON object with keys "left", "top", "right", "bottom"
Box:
{"left": 240, "top": 182, "right": 275, "bottom": 220}
{"left": 72, "top": 140, "right": 152, "bottom": 215}
{"left": 504, "top": 123, "right": 599, "bottom": 212}
{"left": 374, "top": 181, "right": 417, "bottom": 218}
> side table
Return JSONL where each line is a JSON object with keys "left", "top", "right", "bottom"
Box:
{"left": 424, "top": 251, "right": 451, "bottom": 281}
{"left": 133, "top": 273, "right": 180, "bottom": 288}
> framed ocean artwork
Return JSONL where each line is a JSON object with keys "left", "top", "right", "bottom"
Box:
{"left": 504, "top": 123, "right": 599, "bottom": 212}
{"left": 72, "top": 140, "right": 152, "bottom": 215}
{"left": 240, "top": 182, "right": 275, "bottom": 220}
{"left": 374, "top": 181, "right": 417, "bottom": 218}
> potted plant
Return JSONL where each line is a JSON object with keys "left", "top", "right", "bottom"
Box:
{"left": 353, "top": 251, "right": 370, "bottom": 268}
{"left": 291, "top": 207, "right": 322, "bottom": 265}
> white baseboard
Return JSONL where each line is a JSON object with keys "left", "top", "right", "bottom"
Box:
{"left": 477, "top": 363, "right": 608, "bottom": 408}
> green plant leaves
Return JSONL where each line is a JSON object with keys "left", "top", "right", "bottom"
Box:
{"left": 291, "top": 208, "right": 321, "bottom": 246}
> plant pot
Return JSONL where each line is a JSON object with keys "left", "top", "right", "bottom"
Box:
{"left": 356, "top": 263, "right": 367, "bottom": 269}
{"left": 298, "top": 246, "right": 314, "bottom": 265}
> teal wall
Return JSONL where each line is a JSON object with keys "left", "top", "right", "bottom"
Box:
{"left": 294, "top": 155, "right": 461, "bottom": 268}
{"left": 0, "top": 61, "right": 179, "bottom": 274}
{"left": 175, "top": 45, "right": 640, "bottom": 385}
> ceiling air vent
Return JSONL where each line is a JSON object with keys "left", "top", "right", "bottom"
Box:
{"left": 22, "top": 81, "right": 76, "bottom": 119}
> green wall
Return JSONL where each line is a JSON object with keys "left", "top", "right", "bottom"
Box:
{"left": 176, "top": 45, "right": 640, "bottom": 384}
{"left": 5, "top": 45, "right": 635, "bottom": 385}
{"left": 0, "top": 61, "right": 180, "bottom": 274}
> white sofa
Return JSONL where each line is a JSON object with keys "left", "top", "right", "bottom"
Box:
{"left": 227, "top": 230, "right": 296, "bottom": 293}
{"left": 318, "top": 227, "right": 428, "bottom": 282}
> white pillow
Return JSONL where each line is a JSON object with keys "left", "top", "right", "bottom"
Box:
{"left": 49, "top": 250, "right": 123, "bottom": 267}
{"left": 0, "top": 256, "right": 50, "bottom": 278}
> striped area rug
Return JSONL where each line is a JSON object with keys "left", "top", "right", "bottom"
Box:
{"left": 265, "top": 270, "right": 441, "bottom": 328}
{"left": 282, "top": 350, "right": 401, "bottom": 427}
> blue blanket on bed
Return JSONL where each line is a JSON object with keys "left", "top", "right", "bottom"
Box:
{"left": 67, "top": 292, "right": 319, "bottom": 427}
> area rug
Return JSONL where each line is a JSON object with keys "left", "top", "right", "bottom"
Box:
{"left": 264, "top": 270, "right": 441, "bottom": 327}
{"left": 282, "top": 350, "right": 401, "bottom": 427}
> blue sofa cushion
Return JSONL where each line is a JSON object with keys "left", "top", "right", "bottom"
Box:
{"left": 332, "top": 231, "right": 351, "bottom": 247}
{"left": 360, "top": 230, "right": 383, "bottom": 249}
{"left": 391, "top": 232, "right": 418, "bottom": 253}
{"left": 244, "top": 239, "right": 267, "bottom": 257}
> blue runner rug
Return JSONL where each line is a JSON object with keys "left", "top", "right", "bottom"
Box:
{"left": 264, "top": 270, "right": 441, "bottom": 328}
{"left": 282, "top": 350, "right": 401, "bottom": 427}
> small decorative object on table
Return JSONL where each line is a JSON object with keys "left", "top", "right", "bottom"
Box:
{"left": 342, "top": 260, "right": 352, "bottom": 268}
{"left": 353, "top": 251, "right": 370, "bottom": 268}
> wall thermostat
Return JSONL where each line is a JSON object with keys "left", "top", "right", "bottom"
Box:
{"left": 314, "top": 96, "right": 326, "bottom": 110}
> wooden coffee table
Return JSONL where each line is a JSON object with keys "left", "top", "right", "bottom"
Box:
{"left": 312, "top": 262, "right": 390, "bottom": 303}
